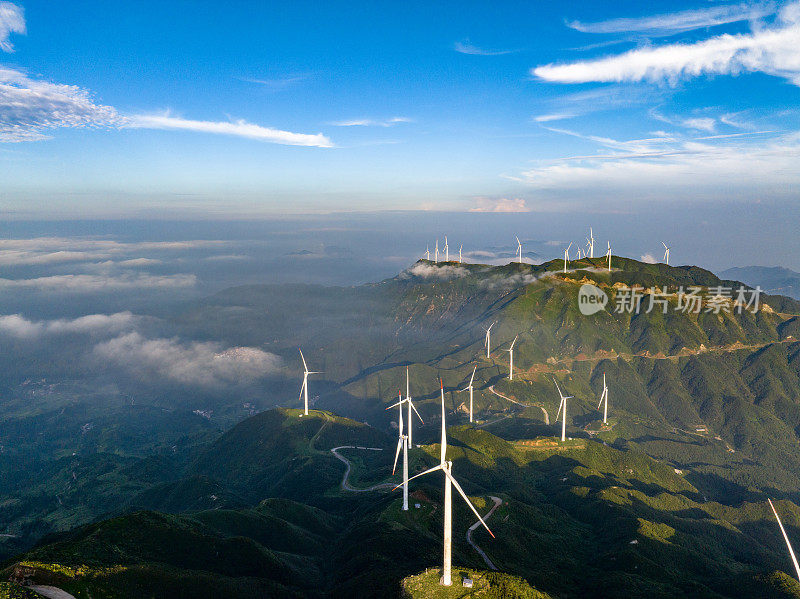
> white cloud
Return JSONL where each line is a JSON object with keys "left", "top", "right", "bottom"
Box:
{"left": 402, "top": 263, "right": 469, "bottom": 280}
{"left": 127, "top": 113, "right": 332, "bottom": 147}
{"left": 533, "top": 113, "right": 577, "bottom": 122}
{"left": 454, "top": 40, "right": 517, "bottom": 56}
{"left": 0, "top": 1, "right": 24, "bottom": 52}
{"left": 93, "top": 332, "right": 282, "bottom": 387}
{"left": 514, "top": 129, "right": 800, "bottom": 199}
{"left": 0, "top": 250, "right": 113, "bottom": 266}
{"left": 567, "top": 3, "right": 775, "bottom": 36}
{"left": 330, "top": 116, "right": 412, "bottom": 127}
{"left": 0, "top": 67, "right": 122, "bottom": 142}
{"left": 0, "top": 273, "right": 197, "bottom": 292}
{"left": 534, "top": 3, "right": 800, "bottom": 86}
{"left": 641, "top": 253, "right": 658, "bottom": 263}
{"left": 0, "top": 237, "right": 229, "bottom": 253}
{"left": 470, "top": 197, "right": 530, "bottom": 212}
{"left": 0, "top": 67, "right": 333, "bottom": 146}
{"left": 0, "top": 311, "right": 138, "bottom": 338}
{"left": 683, "top": 117, "right": 716, "bottom": 132}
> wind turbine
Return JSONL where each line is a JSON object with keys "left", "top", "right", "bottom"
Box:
{"left": 768, "top": 498, "right": 800, "bottom": 583}
{"left": 662, "top": 242, "right": 670, "bottom": 266}
{"left": 435, "top": 240, "right": 439, "bottom": 263}
{"left": 444, "top": 236, "right": 449, "bottom": 262}
{"left": 505, "top": 335, "right": 518, "bottom": 381}
{"left": 400, "top": 380, "right": 494, "bottom": 586}
{"left": 459, "top": 244, "right": 463, "bottom": 264}
{"left": 298, "top": 349, "right": 321, "bottom": 416}
{"left": 587, "top": 227, "right": 595, "bottom": 258}
{"left": 516, "top": 236, "right": 523, "bottom": 264}
{"left": 483, "top": 322, "right": 496, "bottom": 358}
{"left": 597, "top": 372, "right": 609, "bottom": 424}
{"left": 564, "top": 242, "right": 572, "bottom": 274}
{"left": 426, "top": 245, "right": 430, "bottom": 261}
{"left": 387, "top": 367, "right": 424, "bottom": 447}
{"left": 606, "top": 241, "right": 612, "bottom": 271}
{"left": 459, "top": 365, "right": 477, "bottom": 422}
{"left": 554, "top": 379, "right": 573, "bottom": 442}
{"left": 391, "top": 390, "right": 411, "bottom": 511}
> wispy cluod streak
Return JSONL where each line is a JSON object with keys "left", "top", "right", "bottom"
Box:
{"left": 534, "top": 2, "right": 800, "bottom": 86}
{"left": 127, "top": 114, "right": 333, "bottom": 147}
{"left": 454, "top": 40, "right": 517, "bottom": 56}
{"left": 0, "top": 273, "right": 197, "bottom": 292}
{"left": 567, "top": 2, "right": 775, "bottom": 35}
{"left": 330, "top": 116, "right": 412, "bottom": 127}
{"left": 0, "top": 66, "right": 333, "bottom": 146}
{"left": 0, "top": 1, "right": 24, "bottom": 52}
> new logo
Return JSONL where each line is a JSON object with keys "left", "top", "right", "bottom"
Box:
{"left": 578, "top": 283, "right": 608, "bottom": 315}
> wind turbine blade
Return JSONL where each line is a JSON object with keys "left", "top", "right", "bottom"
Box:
{"left": 409, "top": 399, "right": 424, "bottom": 423}
{"left": 299, "top": 379, "right": 306, "bottom": 401}
{"left": 392, "top": 438, "right": 403, "bottom": 475}
{"left": 298, "top": 348, "right": 309, "bottom": 372}
{"left": 597, "top": 393, "right": 604, "bottom": 410}
{"left": 406, "top": 367, "right": 410, "bottom": 399}
{"left": 393, "top": 463, "right": 443, "bottom": 490}
{"left": 768, "top": 498, "right": 800, "bottom": 582}
{"left": 556, "top": 398, "right": 564, "bottom": 421}
{"left": 567, "top": 242, "right": 572, "bottom": 251}
{"left": 553, "top": 378, "right": 565, "bottom": 400}
{"left": 446, "top": 470, "right": 495, "bottom": 538}
{"left": 386, "top": 399, "right": 405, "bottom": 410}
{"left": 469, "top": 366, "right": 476, "bottom": 387}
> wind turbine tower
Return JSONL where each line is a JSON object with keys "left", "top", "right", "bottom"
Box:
{"left": 484, "top": 322, "right": 496, "bottom": 358}
{"left": 459, "top": 244, "right": 463, "bottom": 263}
{"left": 400, "top": 380, "right": 494, "bottom": 586}
{"left": 460, "top": 365, "right": 477, "bottom": 422}
{"left": 587, "top": 227, "right": 595, "bottom": 258}
{"left": 564, "top": 242, "right": 572, "bottom": 274}
{"left": 298, "top": 349, "right": 321, "bottom": 416}
{"left": 506, "top": 335, "right": 518, "bottom": 381}
{"left": 435, "top": 240, "right": 439, "bottom": 263}
{"left": 606, "top": 242, "right": 612, "bottom": 271}
{"left": 554, "top": 379, "right": 573, "bottom": 442}
{"left": 392, "top": 390, "right": 410, "bottom": 511}
{"left": 662, "top": 242, "right": 670, "bottom": 266}
{"left": 444, "top": 236, "right": 449, "bottom": 262}
{"left": 426, "top": 245, "right": 430, "bottom": 261}
{"left": 516, "top": 236, "right": 523, "bottom": 264}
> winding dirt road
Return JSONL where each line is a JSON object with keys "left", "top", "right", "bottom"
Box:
{"left": 488, "top": 386, "right": 549, "bottom": 425}
{"left": 330, "top": 446, "right": 395, "bottom": 492}
{"left": 466, "top": 495, "right": 502, "bottom": 571}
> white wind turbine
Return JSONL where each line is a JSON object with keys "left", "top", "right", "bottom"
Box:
{"left": 554, "top": 379, "right": 573, "bottom": 442}
{"left": 662, "top": 242, "right": 670, "bottom": 266}
{"left": 387, "top": 367, "right": 424, "bottom": 447}
{"left": 483, "top": 321, "right": 496, "bottom": 358}
{"left": 587, "top": 227, "right": 595, "bottom": 258}
{"left": 459, "top": 244, "right": 463, "bottom": 264}
{"left": 459, "top": 365, "right": 477, "bottom": 422}
{"left": 426, "top": 245, "right": 430, "bottom": 261}
{"left": 444, "top": 236, "right": 449, "bottom": 262}
{"left": 505, "top": 335, "right": 518, "bottom": 381}
{"left": 435, "top": 240, "right": 439, "bottom": 263}
{"left": 391, "top": 390, "right": 411, "bottom": 511}
{"left": 564, "top": 242, "right": 572, "bottom": 274}
{"left": 298, "top": 349, "right": 321, "bottom": 416}
{"left": 768, "top": 498, "right": 800, "bottom": 583}
{"left": 597, "top": 372, "right": 609, "bottom": 425}
{"left": 400, "top": 380, "right": 495, "bottom": 586}
{"left": 516, "top": 236, "right": 523, "bottom": 264}
{"left": 606, "top": 241, "right": 612, "bottom": 271}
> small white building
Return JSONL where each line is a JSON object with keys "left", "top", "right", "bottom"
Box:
{"left": 462, "top": 578, "right": 473, "bottom": 588}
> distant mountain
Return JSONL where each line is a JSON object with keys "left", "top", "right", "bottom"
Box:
{"left": 721, "top": 266, "right": 800, "bottom": 300}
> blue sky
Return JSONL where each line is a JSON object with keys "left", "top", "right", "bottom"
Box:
{"left": 2, "top": 0, "right": 800, "bottom": 215}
